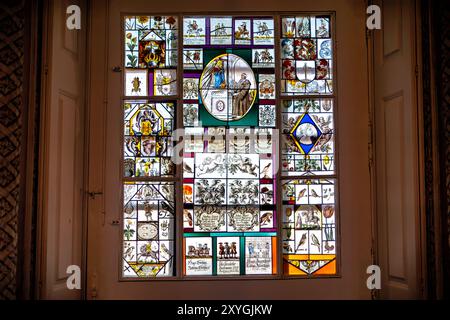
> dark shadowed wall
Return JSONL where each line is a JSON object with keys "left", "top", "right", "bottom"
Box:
{"left": 0, "top": 0, "right": 25, "bottom": 300}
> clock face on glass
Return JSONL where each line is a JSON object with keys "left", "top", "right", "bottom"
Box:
{"left": 137, "top": 222, "right": 158, "bottom": 240}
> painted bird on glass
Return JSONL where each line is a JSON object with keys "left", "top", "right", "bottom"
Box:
{"left": 123, "top": 243, "right": 134, "bottom": 260}
{"left": 183, "top": 162, "right": 194, "bottom": 174}
{"left": 260, "top": 212, "right": 273, "bottom": 226}
{"left": 161, "top": 184, "right": 173, "bottom": 197}
{"left": 285, "top": 226, "right": 292, "bottom": 240}
{"left": 260, "top": 162, "right": 272, "bottom": 179}
{"left": 184, "top": 209, "right": 193, "bottom": 227}
{"left": 324, "top": 241, "right": 334, "bottom": 253}
{"left": 160, "top": 243, "right": 172, "bottom": 260}
{"left": 311, "top": 234, "right": 321, "bottom": 251}
{"left": 297, "top": 188, "right": 307, "bottom": 201}
{"left": 296, "top": 233, "right": 307, "bottom": 251}
{"left": 310, "top": 189, "right": 320, "bottom": 198}
{"left": 283, "top": 242, "right": 293, "bottom": 252}
{"left": 285, "top": 207, "right": 293, "bottom": 220}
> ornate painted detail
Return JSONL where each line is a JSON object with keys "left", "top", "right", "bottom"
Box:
{"left": 290, "top": 113, "right": 322, "bottom": 154}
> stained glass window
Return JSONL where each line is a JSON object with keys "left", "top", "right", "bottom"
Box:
{"left": 124, "top": 101, "right": 175, "bottom": 178}
{"left": 121, "top": 13, "right": 336, "bottom": 279}
{"left": 122, "top": 16, "right": 178, "bottom": 277}
{"left": 124, "top": 16, "right": 178, "bottom": 96}
{"left": 123, "top": 182, "right": 175, "bottom": 277}
{"left": 182, "top": 16, "right": 277, "bottom": 276}
{"left": 281, "top": 98, "right": 334, "bottom": 176}
{"left": 282, "top": 179, "right": 336, "bottom": 275}
{"left": 280, "top": 16, "right": 333, "bottom": 95}
{"left": 280, "top": 15, "right": 337, "bottom": 276}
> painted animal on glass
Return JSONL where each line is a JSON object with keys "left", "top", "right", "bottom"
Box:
{"left": 235, "top": 21, "right": 250, "bottom": 40}
{"left": 183, "top": 104, "right": 198, "bottom": 126}
{"left": 195, "top": 179, "right": 226, "bottom": 204}
{"left": 228, "top": 180, "right": 259, "bottom": 205}
{"left": 296, "top": 206, "right": 321, "bottom": 230}
{"left": 254, "top": 49, "right": 273, "bottom": 64}
{"left": 260, "top": 162, "right": 272, "bottom": 179}
{"left": 138, "top": 241, "right": 159, "bottom": 263}
{"left": 312, "top": 114, "right": 333, "bottom": 152}
{"left": 123, "top": 242, "right": 135, "bottom": 261}
{"left": 255, "top": 21, "right": 271, "bottom": 37}
{"left": 183, "top": 79, "right": 198, "bottom": 99}
{"left": 213, "top": 22, "right": 227, "bottom": 36}
{"left": 131, "top": 77, "right": 141, "bottom": 93}
{"left": 185, "top": 20, "right": 203, "bottom": 37}
{"left": 197, "top": 154, "right": 226, "bottom": 176}
{"left": 228, "top": 155, "right": 258, "bottom": 177}
{"left": 259, "top": 212, "right": 273, "bottom": 226}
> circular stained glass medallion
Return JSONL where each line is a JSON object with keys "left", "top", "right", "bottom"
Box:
{"left": 199, "top": 53, "right": 257, "bottom": 121}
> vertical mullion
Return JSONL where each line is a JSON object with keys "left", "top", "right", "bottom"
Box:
{"left": 176, "top": 14, "right": 184, "bottom": 279}
{"left": 330, "top": 12, "right": 340, "bottom": 276}
{"left": 274, "top": 14, "right": 283, "bottom": 278}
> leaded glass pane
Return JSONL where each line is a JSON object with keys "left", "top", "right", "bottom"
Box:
{"left": 281, "top": 98, "right": 335, "bottom": 176}
{"left": 282, "top": 179, "right": 336, "bottom": 276}
{"left": 123, "top": 101, "right": 175, "bottom": 178}
{"left": 122, "top": 182, "right": 175, "bottom": 277}
{"left": 124, "top": 16, "right": 178, "bottom": 96}
{"left": 280, "top": 15, "right": 333, "bottom": 95}
{"left": 120, "top": 13, "right": 338, "bottom": 279}
{"left": 182, "top": 16, "right": 277, "bottom": 276}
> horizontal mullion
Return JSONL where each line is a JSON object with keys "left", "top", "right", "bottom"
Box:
{"left": 123, "top": 176, "right": 180, "bottom": 183}
{"left": 122, "top": 95, "right": 180, "bottom": 101}
{"left": 279, "top": 94, "right": 336, "bottom": 99}
{"left": 121, "top": 11, "right": 335, "bottom": 16}
{"left": 280, "top": 175, "right": 338, "bottom": 180}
